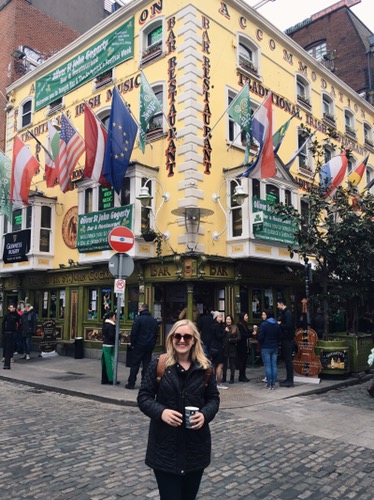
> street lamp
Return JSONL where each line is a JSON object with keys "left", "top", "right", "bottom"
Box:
{"left": 212, "top": 178, "right": 249, "bottom": 240}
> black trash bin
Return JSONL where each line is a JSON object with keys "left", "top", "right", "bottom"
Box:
{"left": 74, "top": 337, "right": 84, "bottom": 359}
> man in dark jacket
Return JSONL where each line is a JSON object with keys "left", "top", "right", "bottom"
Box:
{"left": 277, "top": 298, "right": 295, "bottom": 387}
{"left": 2, "top": 304, "right": 20, "bottom": 369}
{"left": 125, "top": 304, "right": 158, "bottom": 389}
{"left": 21, "top": 304, "right": 37, "bottom": 360}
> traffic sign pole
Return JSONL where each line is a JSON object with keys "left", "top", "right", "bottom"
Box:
{"left": 113, "top": 253, "right": 124, "bottom": 386}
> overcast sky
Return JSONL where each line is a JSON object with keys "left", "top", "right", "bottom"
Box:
{"left": 246, "top": 0, "right": 374, "bottom": 33}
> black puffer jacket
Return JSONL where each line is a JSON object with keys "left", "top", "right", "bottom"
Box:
{"left": 130, "top": 310, "right": 158, "bottom": 349}
{"left": 138, "top": 358, "right": 220, "bottom": 475}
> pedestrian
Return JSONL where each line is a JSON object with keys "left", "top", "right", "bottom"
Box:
{"left": 223, "top": 314, "right": 241, "bottom": 384}
{"left": 125, "top": 304, "right": 158, "bottom": 390}
{"left": 101, "top": 311, "right": 118, "bottom": 385}
{"left": 21, "top": 303, "right": 37, "bottom": 360}
{"left": 14, "top": 302, "right": 24, "bottom": 355}
{"left": 197, "top": 305, "right": 214, "bottom": 357}
{"left": 277, "top": 298, "right": 295, "bottom": 387}
{"left": 2, "top": 304, "right": 20, "bottom": 369}
{"left": 209, "top": 311, "right": 227, "bottom": 389}
{"left": 137, "top": 319, "right": 220, "bottom": 500}
{"left": 258, "top": 309, "right": 281, "bottom": 390}
{"left": 179, "top": 301, "right": 200, "bottom": 324}
{"left": 236, "top": 312, "right": 250, "bottom": 382}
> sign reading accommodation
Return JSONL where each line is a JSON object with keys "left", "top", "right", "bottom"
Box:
{"left": 35, "top": 18, "right": 134, "bottom": 111}
{"left": 77, "top": 205, "right": 133, "bottom": 253}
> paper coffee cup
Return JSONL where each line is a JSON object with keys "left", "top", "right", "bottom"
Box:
{"left": 185, "top": 406, "right": 199, "bottom": 429}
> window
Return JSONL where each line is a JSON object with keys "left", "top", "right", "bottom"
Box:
{"left": 367, "top": 166, "right": 374, "bottom": 192}
{"left": 141, "top": 21, "right": 163, "bottom": 65}
{"left": 21, "top": 99, "right": 32, "bottom": 128}
{"left": 85, "top": 188, "right": 93, "bottom": 213}
{"left": 364, "top": 123, "right": 373, "bottom": 148}
{"left": 266, "top": 185, "right": 279, "bottom": 204}
{"left": 39, "top": 206, "right": 52, "bottom": 252}
{"left": 297, "top": 129, "right": 312, "bottom": 172}
{"left": 347, "top": 157, "right": 356, "bottom": 176}
{"left": 344, "top": 110, "right": 355, "bottom": 137}
{"left": 94, "top": 69, "right": 113, "bottom": 89}
{"left": 48, "top": 97, "right": 63, "bottom": 116}
{"left": 306, "top": 40, "right": 327, "bottom": 61}
{"left": 237, "top": 35, "right": 260, "bottom": 75}
{"left": 322, "top": 94, "right": 335, "bottom": 124}
{"left": 285, "top": 189, "right": 292, "bottom": 206}
{"left": 252, "top": 179, "right": 260, "bottom": 198}
{"left": 230, "top": 181, "right": 243, "bottom": 237}
{"left": 296, "top": 75, "right": 311, "bottom": 109}
{"left": 147, "top": 85, "right": 163, "bottom": 135}
{"left": 88, "top": 288, "right": 98, "bottom": 320}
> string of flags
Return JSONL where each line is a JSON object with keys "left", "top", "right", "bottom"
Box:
{"left": 0, "top": 78, "right": 372, "bottom": 215}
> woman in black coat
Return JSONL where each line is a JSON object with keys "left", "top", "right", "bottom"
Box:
{"left": 138, "top": 319, "right": 220, "bottom": 500}
{"left": 236, "top": 312, "right": 251, "bottom": 382}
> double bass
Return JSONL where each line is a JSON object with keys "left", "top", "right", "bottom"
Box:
{"left": 293, "top": 300, "right": 322, "bottom": 377}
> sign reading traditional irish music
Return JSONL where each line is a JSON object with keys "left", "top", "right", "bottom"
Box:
{"left": 77, "top": 205, "right": 133, "bottom": 253}
{"left": 252, "top": 197, "right": 297, "bottom": 245}
{"left": 35, "top": 18, "right": 134, "bottom": 111}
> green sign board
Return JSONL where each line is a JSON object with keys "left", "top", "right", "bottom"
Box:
{"left": 252, "top": 197, "right": 296, "bottom": 245}
{"left": 35, "top": 18, "right": 134, "bottom": 111}
{"left": 77, "top": 205, "right": 133, "bottom": 253}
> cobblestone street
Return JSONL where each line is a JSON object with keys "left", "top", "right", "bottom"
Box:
{"left": 0, "top": 379, "right": 373, "bottom": 499}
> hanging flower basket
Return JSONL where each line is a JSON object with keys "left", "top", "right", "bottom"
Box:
{"left": 141, "top": 230, "right": 157, "bottom": 242}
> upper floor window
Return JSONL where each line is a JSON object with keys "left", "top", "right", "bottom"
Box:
{"left": 39, "top": 206, "right": 52, "bottom": 252}
{"left": 147, "top": 84, "right": 164, "bottom": 136}
{"left": 266, "top": 184, "right": 279, "bottom": 204}
{"left": 230, "top": 180, "right": 243, "bottom": 238}
{"left": 20, "top": 99, "right": 32, "bottom": 128}
{"left": 297, "top": 128, "right": 313, "bottom": 174}
{"left": 296, "top": 75, "right": 311, "bottom": 109}
{"left": 141, "top": 20, "right": 163, "bottom": 65}
{"left": 237, "top": 35, "right": 260, "bottom": 76}
{"left": 227, "top": 89, "right": 256, "bottom": 149}
{"left": 94, "top": 69, "right": 113, "bottom": 90}
{"left": 364, "top": 122, "right": 374, "bottom": 149}
{"left": 344, "top": 109, "right": 356, "bottom": 138}
{"left": 48, "top": 97, "right": 63, "bottom": 116}
{"left": 367, "top": 166, "right": 374, "bottom": 192}
{"left": 306, "top": 40, "right": 327, "bottom": 62}
{"left": 322, "top": 93, "right": 335, "bottom": 125}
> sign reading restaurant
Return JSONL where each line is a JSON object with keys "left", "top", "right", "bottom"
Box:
{"left": 35, "top": 18, "right": 134, "bottom": 111}
{"left": 77, "top": 205, "right": 133, "bottom": 253}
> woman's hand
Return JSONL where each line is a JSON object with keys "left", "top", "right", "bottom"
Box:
{"left": 161, "top": 409, "right": 183, "bottom": 427}
{"left": 189, "top": 412, "right": 205, "bottom": 430}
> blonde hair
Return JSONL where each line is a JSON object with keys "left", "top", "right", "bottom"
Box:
{"left": 164, "top": 319, "right": 210, "bottom": 370}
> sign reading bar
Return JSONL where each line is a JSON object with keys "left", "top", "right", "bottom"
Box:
{"left": 35, "top": 18, "right": 134, "bottom": 111}
{"left": 252, "top": 197, "right": 297, "bottom": 246}
{"left": 77, "top": 205, "right": 133, "bottom": 253}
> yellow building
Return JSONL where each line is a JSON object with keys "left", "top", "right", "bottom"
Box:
{"left": 2, "top": 0, "right": 373, "bottom": 355}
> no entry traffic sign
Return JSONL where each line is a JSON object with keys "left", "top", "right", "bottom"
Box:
{"left": 108, "top": 226, "right": 135, "bottom": 253}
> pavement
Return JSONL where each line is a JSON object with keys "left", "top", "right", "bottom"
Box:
{"left": 1, "top": 351, "right": 372, "bottom": 408}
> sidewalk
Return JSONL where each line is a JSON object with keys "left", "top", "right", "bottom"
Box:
{"left": 0, "top": 352, "right": 371, "bottom": 409}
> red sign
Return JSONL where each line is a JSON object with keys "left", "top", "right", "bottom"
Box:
{"left": 108, "top": 227, "right": 135, "bottom": 253}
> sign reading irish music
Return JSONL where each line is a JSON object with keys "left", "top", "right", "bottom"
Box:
{"left": 252, "top": 197, "right": 296, "bottom": 245}
{"left": 77, "top": 205, "right": 133, "bottom": 253}
{"left": 35, "top": 18, "right": 134, "bottom": 111}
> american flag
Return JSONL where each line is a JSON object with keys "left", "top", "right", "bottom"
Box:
{"left": 55, "top": 113, "right": 85, "bottom": 193}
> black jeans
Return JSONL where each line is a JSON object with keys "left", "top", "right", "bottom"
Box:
{"left": 154, "top": 469, "right": 204, "bottom": 500}
{"left": 127, "top": 347, "right": 152, "bottom": 386}
{"left": 3, "top": 331, "right": 15, "bottom": 368}
{"left": 281, "top": 338, "right": 294, "bottom": 382}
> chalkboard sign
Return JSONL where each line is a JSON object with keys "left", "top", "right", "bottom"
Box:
{"left": 40, "top": 320, "right": 57, "bottom": 353}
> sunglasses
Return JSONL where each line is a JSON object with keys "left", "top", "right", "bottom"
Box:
{"left": 172, "top": 333, "right": 194, "bottom": 343}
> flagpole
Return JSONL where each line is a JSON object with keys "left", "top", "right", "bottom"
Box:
{"left": 27, "top": 129, "right": 54, "bottom": 161}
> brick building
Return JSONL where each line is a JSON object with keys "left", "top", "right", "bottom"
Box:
{"left": 0, "top": 0, "right": 81, "bottom": 150}
{"left": 286, "top": 0, "right": 374, "bottom": 105}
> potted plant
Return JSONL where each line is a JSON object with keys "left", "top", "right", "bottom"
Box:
{"left": 141, "top": 229, "right": 157, "bottom": 242}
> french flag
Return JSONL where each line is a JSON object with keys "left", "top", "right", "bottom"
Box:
{"left": 239, "top": 93, "right": 276, "bottom": 179}
{"left": 320, "top": 153, "right": 348, "bottom": 199}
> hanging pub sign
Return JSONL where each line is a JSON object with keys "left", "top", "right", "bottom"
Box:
{"left": 3, "top": 229, "right": 31, "bottom": 263}
{"left": 35, "top": 18, "right": 134, "bottom": 111}
{"left": 40, "top": 320, "right": 58, "bottom": 353}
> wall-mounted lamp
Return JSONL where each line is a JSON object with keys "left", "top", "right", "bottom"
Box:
{"left": 136, "top": 177, "right": 170, "bottom": 239}
{"left": 212, "top": 178, "right": 249, "bottom": 240}
{"left": 59, "top": 264, "right": 66, "bottom": 269}
{"left": 171, "top": 206, "right": 214, "bottom": 252}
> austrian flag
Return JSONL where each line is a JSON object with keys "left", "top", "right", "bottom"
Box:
{"left": 11, "top": 137, "right": 39, "bottom": 205}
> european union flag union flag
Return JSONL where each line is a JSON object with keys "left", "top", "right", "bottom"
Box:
{"left": 103, "top": 87, "right": 137, "bottom": 194}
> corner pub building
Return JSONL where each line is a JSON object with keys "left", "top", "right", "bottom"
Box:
{"left": 2, "top": 0, "right": 373, "bottom": 356}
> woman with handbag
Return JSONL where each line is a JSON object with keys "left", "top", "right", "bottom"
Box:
{"left": 101, "top": 311, "right": 118, "bottom": 385}
{"left": 138, "top": 319, "right": 220, "bottom": 500}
